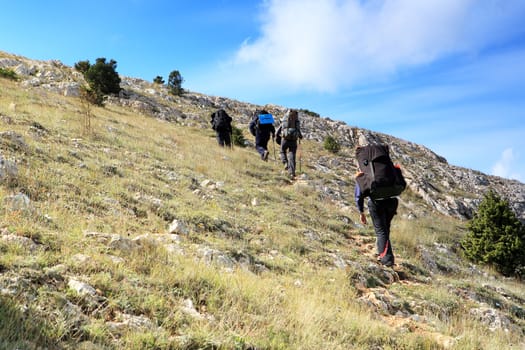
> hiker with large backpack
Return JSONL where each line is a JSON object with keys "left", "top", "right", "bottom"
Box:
{"left": 249, "top": 109, "right": 275, "bottom": 161}
{"left": 275, "top": 109, "right": 303, "bottom": 179}
{"left": 210, "top": 109, "right": 233, "bottom": 147}
{"left": 354, "top": 143, "right": 406, "bottom": 267}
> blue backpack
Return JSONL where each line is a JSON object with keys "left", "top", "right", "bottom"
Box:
{"left": 258, "top": 112, "right": 274, "bottom": 125}
{"left": 252, "top": 110, "right": 274, "bottom": 133}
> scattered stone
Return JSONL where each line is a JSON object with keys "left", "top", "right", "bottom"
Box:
{"left": 106, "top": 312, "right": 156, "bottom": 333}
{"left": 1, "top": 234, "right": 38, "bottom": 252}
{"left": 71, "top": 254, "right": 91, "bottom": 264}
{"left": 68, "top": 279, "right": 97, "bottom": 296}
{"left": 168, "top": 219, "right": 189, "bottom": 234}
{"left": 3, "top": 193, "right": 31, "bottom": 212}
{"left": 470, "top": 305, "right": 516, "bottom": 332}
{"left": 0, "top": 131, "right": 29, "bottom": 152}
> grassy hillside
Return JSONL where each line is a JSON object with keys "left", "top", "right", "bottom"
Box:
{"left": 0, "top": 75, "right": 524, "bottom": 349}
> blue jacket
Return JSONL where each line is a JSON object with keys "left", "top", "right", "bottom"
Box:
{"left": 355, "top": 183, "right": 365, "bottom": 213}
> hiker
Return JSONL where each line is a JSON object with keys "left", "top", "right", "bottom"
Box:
{"left": 354, "top": 144, "right": 405, "bottom": 267}
{"left": 355, "top": 176, "right": 398, "bottom": 267}
{"left": 275, "top": 109, "right": 303, "bottom": 179}
{"left": 210, "top": 109, "right": 233, "bottom": 147}
{"left": 249, "top": 109, "right": 275, "bottom": 161}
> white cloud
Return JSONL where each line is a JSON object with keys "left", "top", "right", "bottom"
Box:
{"left": 491, "top": 148, "right": 523, "bottom": 181}
{"left": 230, "top": 0, "right": 525, "bottom": 92}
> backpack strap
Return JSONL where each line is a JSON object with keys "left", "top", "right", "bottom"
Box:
{"left": 368, "top": 146, "right": 375, "bottom": 180}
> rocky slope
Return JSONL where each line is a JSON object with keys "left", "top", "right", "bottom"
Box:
{"left": 2, "top": 52, "right": 523, "bottom": 223}
{"left": 0, "top": 51, "right": 524, "bottom": 349}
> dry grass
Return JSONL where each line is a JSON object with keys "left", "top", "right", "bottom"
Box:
{"left": 0, "top": 73, "right": 523, "bottom": 349}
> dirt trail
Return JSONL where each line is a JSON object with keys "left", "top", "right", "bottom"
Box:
{"left": 348, "top": 232, "right": 456, "bottom": 348}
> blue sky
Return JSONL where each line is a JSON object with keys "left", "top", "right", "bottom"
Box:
{"left": 1, "top": 0, "right": 525, "bottom": 182}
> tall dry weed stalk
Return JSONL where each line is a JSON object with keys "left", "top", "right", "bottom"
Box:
{"left": 79, "top": 86, "right": 94, "bottom": 135}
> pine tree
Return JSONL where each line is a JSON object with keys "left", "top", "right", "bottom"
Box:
{"left": 167, "top": 70, "right": 184, "bottom": 96}
{"left": 84, "top": 58, "right": 121, "bottom": 96}
{"left": 75, "top": 58, "right": 121, "bottom": 106}
{"left": 462, "top": 191, "right": 525, "bottom": 277}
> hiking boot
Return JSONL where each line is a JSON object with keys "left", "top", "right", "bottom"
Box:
{"left": 283, "top": 162, "right": 288, "bottom": 170}
{"left": 379, "top": 257, "right": 394, "bottom": 267}
{"left": 263, "top": 150, "right": 269, "bottom": 161}
{"left": 376, "top": 255, "right": 392, "bottom": 266}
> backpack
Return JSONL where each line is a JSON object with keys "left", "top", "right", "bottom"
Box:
{"left": 355, "top": 144, "right": 406, "bottom": 200}
{"left": 253, "top": 110, "right": 274, "bottom": 132}
{"left": 212, "top": 109, "right": 232, "bottom": 131}
{"left": 281, "top": 109, "right": 299, "bottom": 140}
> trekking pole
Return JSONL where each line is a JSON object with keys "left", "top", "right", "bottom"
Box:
{"left": 272, "top": 136, "right": 276, "bottom": 161}
{"left": 298, "top": 140, "right": 302, "bottom": 173}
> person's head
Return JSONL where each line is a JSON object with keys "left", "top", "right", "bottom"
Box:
{"left": 254, "top": 109, "right": 269, "bottom": 117}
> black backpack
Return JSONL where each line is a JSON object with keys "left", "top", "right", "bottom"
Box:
{"left": 355, "top": 144, "right": 406, "bottom": 200}
{"left": 281, "top": 110, "right": 299, "bottom": 140}
{"left": 211, "top": 109, "right": 232, "bottom": 131}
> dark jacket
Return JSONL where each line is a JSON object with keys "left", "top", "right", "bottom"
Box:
{"left": 249, "top": 114, "right": 275, "bottom": 145}
{"left": 211, "top": 109, "right": 232, "bottom": 133}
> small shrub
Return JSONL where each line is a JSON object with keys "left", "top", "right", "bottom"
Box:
{"left": 232, "top": 125, "right": 246, "bottom": 147}
{"left": 79, "top": 85, "right": 98, "bottom": 133}
{"left": 80, "top": 84, "right": 102, "bottom": 106}
{"left": 323, "top": 135, "right": 340, "bottom": 153}
{"left": 461, "top": 191, "right": 525, "bottom": 277}
{"left": 298, "top": 108, "right": 320, "bottom": 118}
{"left": 0, "top": 68, "right": 18, "bottom": 81}
{"left": 153, "top": 76, "right": 164, "bottom": 84}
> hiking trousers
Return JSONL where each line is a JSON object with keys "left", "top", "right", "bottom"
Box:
{"left": 216, "top": 130, "right": 231, "bottom": 147}
{"left": 368, "top": 197, "right": 398, "bottom": 266}
{"left": 280, "top": 139, "right": 297, "bottom": 176}
{"left": 255, "top": 132, "right": 271, "bottom": 158}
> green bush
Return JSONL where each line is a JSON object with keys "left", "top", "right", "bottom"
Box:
{"left": 323, "top": 136, "right": 340, "bottom": 153}
{"left": 298, "top": 108, "right": 320, "bottom": 118}
{"left": 0, "top": 68, "right": 18, "bottom": 81}
{"left": 462, "top": 191, "right": 525, "bottom": 277}
{"left": 79, "top": 85, "right": 103, "bottom": 106}
{"left": 153, "top": 76, "right": 164, "bottom": 84}
{"left": 232, "top": 125, "right": 246, "bottom": 147}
